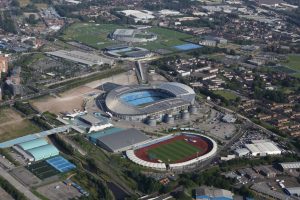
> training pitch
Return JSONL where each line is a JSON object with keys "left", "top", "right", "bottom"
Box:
{"left": 62, "top": 23, "right": 195, "bottom": 52}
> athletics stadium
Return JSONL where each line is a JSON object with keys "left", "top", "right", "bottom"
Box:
{"left": 126, "top": 132, "right": 217, "bottom": 170}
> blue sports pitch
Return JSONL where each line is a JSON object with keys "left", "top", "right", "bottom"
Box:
{"left": 174, "top": 43, "right": 202, "bottom": 51}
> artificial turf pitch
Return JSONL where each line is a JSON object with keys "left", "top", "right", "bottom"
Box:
{"left": 27, "top": 161, "right": 60, "bottom": 179}
{"left": 147, "top": 140, "right": 202, "bottom": 163}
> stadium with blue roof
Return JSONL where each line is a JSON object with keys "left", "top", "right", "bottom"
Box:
{"left": 103, "top": 82, "right": 196, "bottom": 122}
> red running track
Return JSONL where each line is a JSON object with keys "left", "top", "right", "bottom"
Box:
{"left": 134, "top": 134, "right": 213, "bottom": 164}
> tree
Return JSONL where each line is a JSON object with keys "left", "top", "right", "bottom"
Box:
{"left": 26, "top": 14, "right": 37, "bottom": 24}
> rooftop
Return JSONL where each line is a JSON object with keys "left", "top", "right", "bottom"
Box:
{"left": 96, "top": 128, "right": 149, "bottom": 152}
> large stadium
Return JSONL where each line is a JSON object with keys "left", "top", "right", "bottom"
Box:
{"left": 102, "top": 82, "right": 196, "bottom": 123}
{"left": 126, "top": 133, "right": 217, "bottom": 170}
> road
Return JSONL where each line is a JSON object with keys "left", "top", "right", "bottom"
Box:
{"left": 0, "top": 166, "right": 40, "bottom": 200}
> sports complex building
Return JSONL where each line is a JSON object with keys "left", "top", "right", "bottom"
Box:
{"left": 110, "top": 28, "right": 157, "bottom": 43}
{"left": 126, "top": 132, "right": 217, "bottom": 170}
{"left": 103, "top": 82, "right": 197, "bottom": 123}
{"left": 88, "top": 127, "right": 150, "bottom": 153}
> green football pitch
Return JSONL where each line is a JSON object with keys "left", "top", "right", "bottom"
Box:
{"left": 147, "top": 140, "right": 202, "bottom": 163}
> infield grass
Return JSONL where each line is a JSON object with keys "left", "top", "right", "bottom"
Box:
{"left": 147, "top": 140, "right": 201, "bottom": 163}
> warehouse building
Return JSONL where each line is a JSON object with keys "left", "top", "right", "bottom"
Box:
{"left": 95, "top": 128, "right": 149, "bottom": 153}
{"left": 13, "top": 138, "right": 59, "bottom": 161}
{"left": 245, "top": 140, "right": 281, "bottom": 156}
{"left": 195, "top": 186, "right": 234, "bottom": 200}
{"left": 234, "top": 148, "right": 250, "bottom": 157}
{"left": 278, "top": 162, "right": 300, "bottom": 172}
{"left": 284, "top": 187, "right": 300, "bottom": 196}
{"left": 46, "top": 50, "right": 114, "bottom": 66}
{"left": 79, "top": 114, "right": 113, "bottom": 133}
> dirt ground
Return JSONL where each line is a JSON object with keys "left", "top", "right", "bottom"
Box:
{"left": 0, "top": 108, "right": 23, "bottom": 124}
{"left": 0, "top": 108, "right": 40, "bottom": 141}
{"left": 31, "top": 72, "right": 137, "bottom": 114}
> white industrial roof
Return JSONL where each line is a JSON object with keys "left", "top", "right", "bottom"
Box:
{"left": 46, "top": 50, "right": 114, "bottom": 66}
{"left": 245, "top": 141, "right": 281, "bottom": 155}
{"left": 279, "top": 162, "right": 300, "bottom": 169}
{"left": 120, "top": 10, "right": 155, "bottom": 20}
{"left": 234, "top": 148, "right": 250, "bottom": 155}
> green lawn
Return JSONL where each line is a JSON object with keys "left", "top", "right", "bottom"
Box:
{"left": 283, "top": 54, "right": 300, "bottom": 77}
{"left": 213, "top": 90, "right": 238, "bottom": 100}
{"left": 62, "top": 23, "right": 195, "bottom": 51}
{"left": 147, "top": 140, "right": 201, "bottom": 163}
{"left": 140, "top": 27, "right": 193, "bottom": 51}
{"left": 0, "top": 120, "right": 41, "bottom": 142}
{"left": 62, "top": 23, "right": 123, "bottom": 49}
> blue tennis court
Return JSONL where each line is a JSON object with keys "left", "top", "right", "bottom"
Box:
{"left": 174, "top": 43, "right": 202, "bottom": 51}
{"left": 46, "top": 156, "right": 76, "bottom": 173}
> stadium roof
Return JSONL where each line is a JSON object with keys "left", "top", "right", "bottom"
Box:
{"left": 46, "top": 50, "right": 114, "bottom": 66}
{"left": 113, "top": 29, "right": 135, "bottom": 37}
{"left": 27, "top": 144, "right": 59, "bottom": 161}
{"left": 96, "top": 128, "right": 149, "bottom": 152}
{"left": 105, "top": 82, "right": 195, "bottom": 116}
{"left": 18, "top": 138, "right": 48, "bottom": 150}
{"left": 279, "top": 162, "right": 300, "bottom": 169}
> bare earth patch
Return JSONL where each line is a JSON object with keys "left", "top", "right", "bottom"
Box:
{"left": 0, "top": 108, "right": 41, "bottom": 142}
{"left": 31, "top": 72, "right": 137, "bottom": 114}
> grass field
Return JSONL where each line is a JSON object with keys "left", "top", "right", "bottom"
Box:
{"left": 213, "top": 90, "right": 238, "bottom": 100}
{"left": 139, "top": 27, "right": 193, "bottom": 51}
{"left": 62, "top": 23, "right": 194, "bottom": 51}
{"left": 27, "top": 161, "right": 60, "bottom": 179}
{"left": 282, "top": 54, "right": 300, "bottom": 77}
{"left": 0, "top": 108, "right": 41, "bottom": 142}
{"left": 147, "top": 140, "right": 201, "bottom": 163}
{"left": 62, "top": 23, "right": 123, "bottom": 49}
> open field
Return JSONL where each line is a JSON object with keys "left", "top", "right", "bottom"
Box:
{"left": 0, "top": 108, "right": 40, "bottom": 142}
{"left": 62, "top": 23, "right": 122, "bottom": 49}
{"left": 31, "top": 86, "right": 96, "bottom": 114}
{"left": 282, "top": 54, "right": 300, "bottom": 77}
{"left": 0, "top": 108, "right": 23, "bottom": 124}
{"left": 62, "top": 23, "right": 194, "bottom": 51}
{"left": 139, "top": 27, "right": 194, "bottom": 51}
{"left": 148, "top": 140, "right": 201, "bottom": 163}
{"left": 213, "top": 90, "right": 238, "bottom": 100}
{"left": 32, "top": 71, "right": 137, "bottom": 114}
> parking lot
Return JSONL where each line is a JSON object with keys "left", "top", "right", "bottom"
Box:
{"left": 37, "top": 181, "right": 81, "bottom": 200}
{"left": 11, "top": 167, "right": 41, "bottom": 187}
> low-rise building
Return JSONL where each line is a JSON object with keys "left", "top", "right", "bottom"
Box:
{"left": 195, "top": 186, "right": 234, "bottom": 200}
